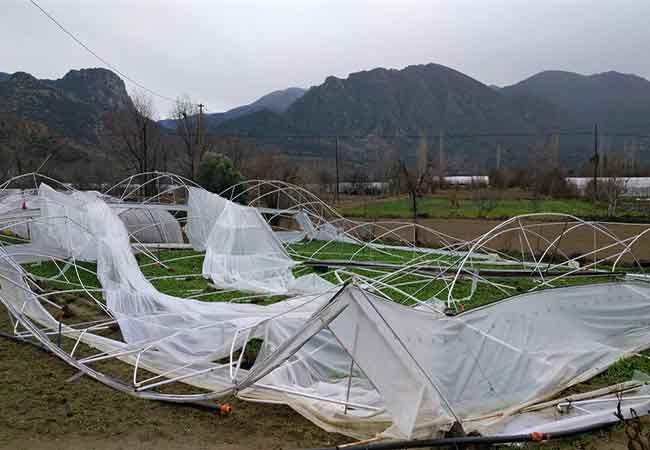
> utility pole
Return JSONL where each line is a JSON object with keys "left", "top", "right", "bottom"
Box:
{"left": 143, "top": 118, "right": 149, "bottom": 196}
{"left": 194, "top": 103, "right": 205, "bottom": 180}
{"left": 335, "top": 136, "right": 340, "bottom": 203}
{"left": 197, "top": 103, "right": 205, "bottom": 148}
{"left": 439, "top": 129, "right": 445, "bottom": 176}
{"left": 591, "top": 123, "right": 599, "bottom": 203}
{"left": 496, "top": 143, "right": 502, "bottom": 171}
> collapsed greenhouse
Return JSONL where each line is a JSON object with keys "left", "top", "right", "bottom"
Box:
{"left": 3, "top": 172, "right": 650, "bottom": 446}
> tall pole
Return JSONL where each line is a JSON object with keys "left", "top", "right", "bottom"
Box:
{"left": 496, "top": 143, "right": 502, "bottom": 171}
{"left": 593, "top": 123, "right": 599, "bottom": 202}
{"left": 194, "top": 103, "right": 205, "bottom": 180}
{"left": 197, "top": 103, "right": 204, "bottom": 148}
{"left": 143, "top": 119, "right": 149, "bottom": 196}
{"left": 335, "top": 136, "right": 340, "bottom": 203}
{"left": 439, "top": 129, "right": 445, "bottom": 177}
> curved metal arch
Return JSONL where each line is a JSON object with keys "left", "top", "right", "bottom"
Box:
{"left": 446, "top": 213, "right": 643, "bottom": 308}
{"left": 0, "top": 172, "right": 78, "bottom": 193}
{"left": 103, "top": 171, "right": 200, "bottom": 202}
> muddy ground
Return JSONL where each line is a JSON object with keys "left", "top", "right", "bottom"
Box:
{"left": 0, "top": 333, "right": 347, "bottom": 450}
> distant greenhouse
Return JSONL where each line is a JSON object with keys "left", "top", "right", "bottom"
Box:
{"left": 118, "top": 208, "right": 184, "bottom": 244}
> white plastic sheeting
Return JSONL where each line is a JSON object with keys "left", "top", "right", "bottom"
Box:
{"left": 0, "top": 189, "right": 37, "bottom": 214}
{"left": 3, "top": 184, "right": 340, "bottom": 387}
{"left": 295, "top": 211, "right": 357, "bottom": 244}
{"left": 245, "top": 282, "right": 650, "bottom": 438}
{"left": 185, "top": 187, "right": 224, "bottom": 251}
{"left": 437, "top": 283, "right": 650, "bottom": 420}
{"left": 6, "top": 184, "right": 650, "bottom": 441}
{"left": 187, "top": 188, "right": 333, "bottom": 294}
{"left": 30, "top": 185, "right": 103, "bottom": 261}
{"left": 187, "top": 187, "right": 296, "bottom": 293}
{"left": 0, "top": 189, "right": 38, "bottom": 239}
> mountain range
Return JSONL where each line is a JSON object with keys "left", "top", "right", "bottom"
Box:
{"left": 0, "top": 68, "right": 132, "bottom": 140}
{"left": 2, "top": 63, "right": 650, "bottom": 174}
{"left": 213, "top": 65, "right": 650, "bottom": 138}
{"left": 210, "top": 65, "right": 650, "bottom": 170}
{"left": 500, "top": 70, "right": 650, "bottom": 132}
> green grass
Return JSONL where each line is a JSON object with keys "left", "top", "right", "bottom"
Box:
{"left": 339, "top": 195, "right": 649, "bottom": 220}
{"left": 23, "top": 251, "right": 278, "bottom": 304}
{"left": 287, "top": 239, "right": 453, "bottom": 263}
{"left": 21, "top": 242, "right": 622, "bottom": 310}
{"left": 287, "top": 239, "right": 544, "bottom": 271}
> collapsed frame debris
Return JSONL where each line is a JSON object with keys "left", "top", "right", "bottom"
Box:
{"left": 2, "top": 172, "right": 650, "bottom": 443}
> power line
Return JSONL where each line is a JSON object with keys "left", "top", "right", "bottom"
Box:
{"left": 26, "top": 0, "right": 177, "bottom": 103}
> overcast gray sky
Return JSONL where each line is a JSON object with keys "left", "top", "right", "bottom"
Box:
{"left": 4, "top": 0, "right": 650, "bottom": 117}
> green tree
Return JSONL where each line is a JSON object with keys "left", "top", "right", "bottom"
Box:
{"left": 196, "top": 153, "right": 245, "bottom": 200}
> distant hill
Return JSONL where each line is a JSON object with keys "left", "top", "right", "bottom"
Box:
{"left": 289, "top": 64, "right": 568, "bottom": 135}
{"left": 0, "top": 68, "right": 133, "bottom": 140}
{"left": 225, "top": 87, "right": 306, "bottom": 117}
{"left": 215, "top": 64, "right": 569, "bottom": 137}
{"left": 159, "top": 87, "right": 305, "bottom": 129}
{"left": 211, "top": 64, "right": 572, "bottom": 168}
{"left": 5, "top": 63, "right": 650, "bottom": 176}
{"left": 0, "top": 68, "right": 136, "bottom": 182}
{"left": 212, "top": 65, "right": 650, "bottom": 170}
{"left": 502, "top": 70, "right": 650, "bottom": 131}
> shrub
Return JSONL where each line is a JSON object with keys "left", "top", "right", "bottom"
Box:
{"left": 196, "top": 153, "right": 245, "bottom": 201}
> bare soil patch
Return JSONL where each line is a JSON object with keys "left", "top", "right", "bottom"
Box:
{"left": 350, "top": 217, "right": 650, "bottom": 264}
{"left": 0, "top": 329, "right": 347, "bottom": 450}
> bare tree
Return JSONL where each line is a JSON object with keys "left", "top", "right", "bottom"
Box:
{"left": 399, "top": 159, "right": 430, "bottom": 244}
{"left": 103, "top": 92, "right": 163, "bottom": 195}
{"left": 170, "top": 95, "right": 206, "bottom": 180}
{"left": 0, "top": 114, "right": 62, "bottom": 178}
{"left": 602, "top": 176, "right": 628, "bottom": 217}
{"left": 603, "top": 156, "right": 628, "bottom": 217}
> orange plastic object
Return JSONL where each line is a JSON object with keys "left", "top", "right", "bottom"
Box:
{"left": 219, "top": 403, "right": 233, "bottom": 415}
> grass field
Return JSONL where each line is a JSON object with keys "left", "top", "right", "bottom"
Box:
{"left": 338, "top": 194, "right": 649, "bottom": 220}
